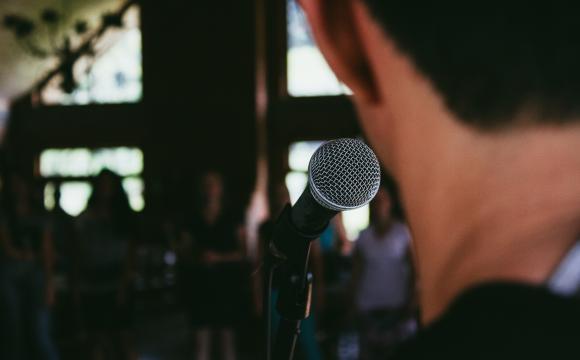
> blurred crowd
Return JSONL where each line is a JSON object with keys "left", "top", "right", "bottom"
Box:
{"left": 0, "top": 169, "right": 418, "bottom": 360}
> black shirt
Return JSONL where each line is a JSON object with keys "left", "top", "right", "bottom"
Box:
{"left": 392, "top": 282, "right": 580, "bottom": 359}
{"left": 188, "top": 215, "right": 239, "bottom": 258}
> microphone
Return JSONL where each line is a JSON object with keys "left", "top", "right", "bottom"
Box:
{"left": 271, "top": 138, "right": 382, "bottom": 264}
{"left": 268, "top": 138, "right": 381, "bottom": 360}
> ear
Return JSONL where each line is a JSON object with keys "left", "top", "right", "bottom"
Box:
{"left": 299, "top": 0, "right": 379, "bottom": 103}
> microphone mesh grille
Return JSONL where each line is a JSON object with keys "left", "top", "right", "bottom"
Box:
{"left": 308, "top": 138, "right": 381, "bottom": 211}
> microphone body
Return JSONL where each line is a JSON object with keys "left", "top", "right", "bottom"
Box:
{"left": 291, "top": 184, "right": 337, "bottom": 235}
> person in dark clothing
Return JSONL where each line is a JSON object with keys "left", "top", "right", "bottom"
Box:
{"left": 298, "top": 0, "right": 580, "bottom": 358}
{"left": 72, "top": 170, "right": 137, "bottom": 360}
{"left": 0, "top": 175, "right": 59, "bottom": 360}
{"left": 49, "top": 186, "right": 76, "bottom": 279}
{"left": 178, "top": 171, "right": 246, "bottom": 360}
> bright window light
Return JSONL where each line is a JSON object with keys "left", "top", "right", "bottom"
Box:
{"left": 343, "top": 205, "right": 370, "bottom": 241}
{"left": 287, "top": 0, "right": 351, "bottom": 97}
{"left": 40, "top": 147, "right": 143, "bottom": 178}
{"left": 285, "top": 171, "right": 308, "bottom": 205}
{"left": 123, "top": 176, "right": 145, "bottom": 212}
{"left": 288, "top": 141, "right": 323, "bottom": 172}
{"left": 44, "top": 182, "right": 56, "bottom": 211}
{"left": 59, "top": 182, "right": 93, "bottom": 217}
{"left": 41, "top": 5, "right": 142, "bottom": 105}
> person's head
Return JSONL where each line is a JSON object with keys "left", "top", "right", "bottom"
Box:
{"left": 200, "top": 171, "right": 223, "bottom": 200}
{"left": 299, "top": 0, "right": 580, "bottom": 174}
{"left": 88, "top": 169, "right": 130, "bottom": 214}
{"left": 195, "top": 171, "right": 225, "bottom": 213}
{"left": 87, "top": 170, "right": 133, "bottom": 233}
{"left": 370, "top": 187, "right": 392, "bottom": 227}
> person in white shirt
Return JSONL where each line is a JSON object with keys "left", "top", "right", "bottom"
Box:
{"left": 352, "top": 187, "right": 415, "bottom": 359}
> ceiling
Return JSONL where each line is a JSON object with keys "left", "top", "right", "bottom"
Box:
{"left": 0, "top": 0, "right": 123, "bottom": 103}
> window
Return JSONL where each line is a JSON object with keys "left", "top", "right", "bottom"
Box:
{"left": 41, "top": 4, "right": 142, "bottom": 105}
{"left": 287, "top": 0, "right": 351, "bottom": 97}
{"left": 39, "top": 147, "right": 144, "bottom": 216}
{"left": 286, "top": 141, "right": 369, "bottom": 240}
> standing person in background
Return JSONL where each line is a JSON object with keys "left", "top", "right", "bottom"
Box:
{"left": 49, "top": 185, "right": 76, "bottom": 282}
{"left": 0, "top": 174, "right": 59, "bottom": 360}
{"left": 257, "top": 182, "right": 324, "bottom": 360}
{"left": 73, "top": 170, "right": 137, "bottom": 360}
{"left": 352, "top": 187, "right": 416, "bottom": 359}
{"left": 179, "top": 171, "right": 246, "bottom": 360}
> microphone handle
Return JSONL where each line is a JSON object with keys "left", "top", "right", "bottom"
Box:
{"left": 291, "top": 185, "right": 337, "bottom": 233}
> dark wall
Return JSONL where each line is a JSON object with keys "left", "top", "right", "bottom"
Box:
{"left": 141, "top": 0, "right": 257, "bottom": 218}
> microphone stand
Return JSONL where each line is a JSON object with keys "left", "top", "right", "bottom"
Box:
{"left": 272, "top": 268, "right": 313, "bottom": 360}
{"left": 267, "top": 204, "right": 321, "bottom": 360}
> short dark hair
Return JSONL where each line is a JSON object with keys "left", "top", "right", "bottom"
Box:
{"left": 362, "top": 2, "right": 580, "bottom": 129}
